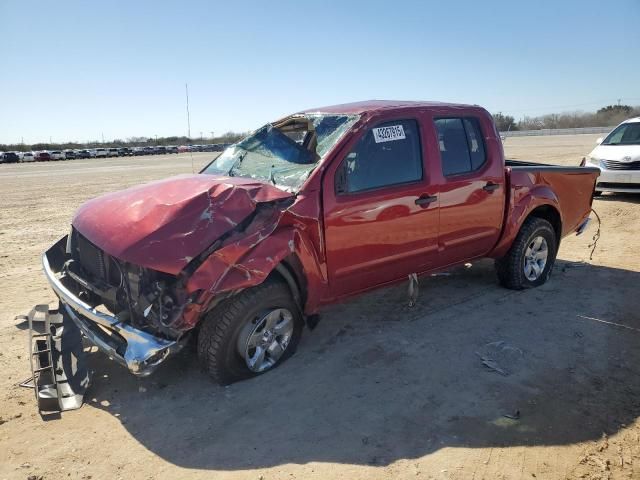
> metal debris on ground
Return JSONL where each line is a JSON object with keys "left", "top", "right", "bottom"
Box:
{"left": 576, "top": 314, "right": 640, "bottom": 334}
{"left": 503, "top": 410, "right": 521, "bottom": 420}
{"left": 476, "top": 355, "right": 508, "bottom": 376}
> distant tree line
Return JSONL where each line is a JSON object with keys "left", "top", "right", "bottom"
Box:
{"left": 3, "top": 104, "right": 640, "bottom": 151}
{"left": 0, "top": 131, "right": 247, "bottom": 153}
{"left": 492, "top": 104, "right": 640, "bottom": 132}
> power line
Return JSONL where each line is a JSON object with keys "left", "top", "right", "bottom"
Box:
{"left": 185, "top": 83, "right": 191, "bottom": 139}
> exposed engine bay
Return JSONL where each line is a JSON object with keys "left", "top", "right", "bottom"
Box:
{"left": 66, "top": 227, "right": 191, "bottom": 339}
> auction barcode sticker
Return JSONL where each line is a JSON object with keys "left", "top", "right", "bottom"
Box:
{"left": 373, "top": 125, "right": 406, "bottom": 143}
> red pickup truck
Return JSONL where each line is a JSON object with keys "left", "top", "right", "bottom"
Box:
{"left": 43, "top": 100, "right": 599, "bottom": 384}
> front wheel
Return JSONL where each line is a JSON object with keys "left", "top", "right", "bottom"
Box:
{"left": 197, "top": 278, "right": 303, "bottom": 385}
{"left": 495, "top": 217, "right": 558, "bottom": 290}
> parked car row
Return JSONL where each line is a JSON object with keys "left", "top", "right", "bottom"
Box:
{"left": 178, "top": 143, "right": 231, "bottom": 153}
{"left": 0, "top": 143, "right": 232, "bottom": 163}
{"left": 0, "top": 148, "right": 129, "bottom": 162}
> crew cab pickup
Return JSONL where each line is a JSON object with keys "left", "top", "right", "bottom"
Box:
{"left": 42, "top": 101, "right": 599, "bottom": 384}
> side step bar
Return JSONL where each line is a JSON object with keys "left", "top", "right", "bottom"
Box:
{"left": 27, "top": 304, "right": 91, "bottom": 415}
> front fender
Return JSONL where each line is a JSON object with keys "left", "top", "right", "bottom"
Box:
{"left": 185, "top": 217, "right": 325, "bottom": 327}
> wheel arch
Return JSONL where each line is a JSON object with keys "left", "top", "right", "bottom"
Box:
{"left": 270, "top": 255, "right": 308, "bottom": 311}
{"left": 526, "top": 204, "right": 562, "bottom": 247}
{"left": 490, "top": 188, "right": 563, "bottom": 259}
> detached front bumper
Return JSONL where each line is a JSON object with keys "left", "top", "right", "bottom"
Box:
{"left": 42, "top": 238, "right": 183, "bottom": 376}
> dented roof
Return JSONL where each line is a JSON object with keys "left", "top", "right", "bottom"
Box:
{"left": 298, "top": 99, "right": 479, "bottom": 115}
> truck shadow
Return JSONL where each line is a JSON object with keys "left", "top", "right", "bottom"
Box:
{"left": 87, "top": 258, "right": 640, "bottom": 470}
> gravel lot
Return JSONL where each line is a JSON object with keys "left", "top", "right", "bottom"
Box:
{"left": 1, "top": 138, "right": 639, "bottom": 480}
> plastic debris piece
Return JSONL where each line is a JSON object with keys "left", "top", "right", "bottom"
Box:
{"left": 476, "top": 354, "right": 508, "bottom": 376}
{"left": 475, "top": 341, "right": 524, "bottom": 376}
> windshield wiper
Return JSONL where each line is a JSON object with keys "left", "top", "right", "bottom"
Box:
{"left": 228, "top": 151, "right": 247, "bottom": 177}
{"left": 267, "top": 163, "right": 317, "bottom": 189}
{"left": 269, "top": 164, "right": 277, "bottom": 185}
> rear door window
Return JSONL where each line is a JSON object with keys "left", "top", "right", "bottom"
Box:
{"left": 336, "top": 119, "right": 423, "bottom": 194}
{"left": 434, "top": 117, "right": 486, "bottom": 176}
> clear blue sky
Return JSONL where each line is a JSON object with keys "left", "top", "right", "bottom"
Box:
{"left": 1, "top": 0, "right": 639, "bottom": 144}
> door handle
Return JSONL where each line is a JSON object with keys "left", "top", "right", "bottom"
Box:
{"left": 415, "top": 194, "right": 437, "bottom": 206}
{"left": 483, "top": 182, "right": 500, "bottom": 192}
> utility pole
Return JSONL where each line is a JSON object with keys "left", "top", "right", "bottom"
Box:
{"left": 200, "top": 131, "right": 203, "bottom": 142}
{"left": 210, "top": 131, "right": 215, "bottom": 140}
{"left": 101, "top": 132, "right": 104, "bottom": 144}
{"left": 185, "top": 83, "right": 191, "bottom": 140}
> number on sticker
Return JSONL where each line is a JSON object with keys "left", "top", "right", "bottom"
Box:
{"left": 373, "top": 125, "right": 406, "bottom": 143}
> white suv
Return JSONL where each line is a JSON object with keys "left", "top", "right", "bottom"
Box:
{"left": 584, "top": 117, "right": 640, "bottom": 194}
{"left": 50, "top": 150, "right": 66, "bottom": 161}
{"left": 94, "top": 148, "right": 108, "bottom": 158}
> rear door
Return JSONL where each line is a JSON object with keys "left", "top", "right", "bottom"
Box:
{"left": 322, "top": 114, "right": 440, "bottom": 297}
{"left": 428, "top": 111, "right": 505, "bottom": 266}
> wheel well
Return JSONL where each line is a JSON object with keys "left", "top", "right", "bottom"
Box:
{"left": 528, "top": 205, "right": 562, "bottom": 245}
{"left": 268, "top": 255, "right": 308, "bottom": 311}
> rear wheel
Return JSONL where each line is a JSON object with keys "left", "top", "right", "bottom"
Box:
{"left": 197, "top": 278, "right": 303, "bottom": 385}
{"left": 495, "top": 217, "right": 557, "bottom": 290}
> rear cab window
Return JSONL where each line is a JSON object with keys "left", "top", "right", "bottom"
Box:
{"left": 434, "top": 117, "right": 486, "bottom": 176}
{"left": 336, "top": 119, "right": 423, "bottom": 194}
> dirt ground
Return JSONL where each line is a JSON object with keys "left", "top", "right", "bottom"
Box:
{"left": 1, "top": 135, "right": 639, "bottom": 480}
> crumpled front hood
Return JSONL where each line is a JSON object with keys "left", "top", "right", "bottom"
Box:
{"left": 72, "top": 174, "right": 293, "bottom": 274}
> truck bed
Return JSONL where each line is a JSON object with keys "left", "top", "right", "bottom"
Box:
{"left": 489, "top": 159, "right": 600, "bottom": 258}
{"left": 505, "top": 160, "right": 600, "bottom": 236}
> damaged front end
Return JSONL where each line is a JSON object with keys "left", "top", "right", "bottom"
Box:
{"left": 43, "top": 231, "right": 192, "bottom": 376}
{"left": 39, "top": 113, "right": 353, "bottom": 377}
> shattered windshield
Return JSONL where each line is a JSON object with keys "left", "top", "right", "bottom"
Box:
{"left": 202, "top": 114, "right": 359, "bottom": 191}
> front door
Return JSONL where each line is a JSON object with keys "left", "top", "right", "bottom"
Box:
{"left": 322, "top": 117, "right": 440, "bottom": 298}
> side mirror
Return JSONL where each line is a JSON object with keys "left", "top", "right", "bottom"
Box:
{"left": 596, "top": 137, "right": 603, "bottom": 144}
{"left": 335, "top": 162, "right": 348, "bottom": 195}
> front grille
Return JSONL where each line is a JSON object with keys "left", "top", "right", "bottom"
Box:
{"left": 601, "top": 159, "right": 640, "bottom": 170}
{"left": 71, "top": 229, "right": 107, "bottom": 282}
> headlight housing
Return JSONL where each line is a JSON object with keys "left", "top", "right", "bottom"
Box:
{"left": 585, "top": 156, "right": 601, "bottom": 167}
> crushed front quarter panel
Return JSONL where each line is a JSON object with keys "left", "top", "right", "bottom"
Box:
{"left": 183, "top": 195, "right": 328, "bottom": 328}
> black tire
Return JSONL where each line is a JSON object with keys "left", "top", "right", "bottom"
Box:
{"left": 495, "top": 217, "right": 557, "bottom": 290}
{"left": 197, "top": 278, "right": 303, "bottom": 385}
